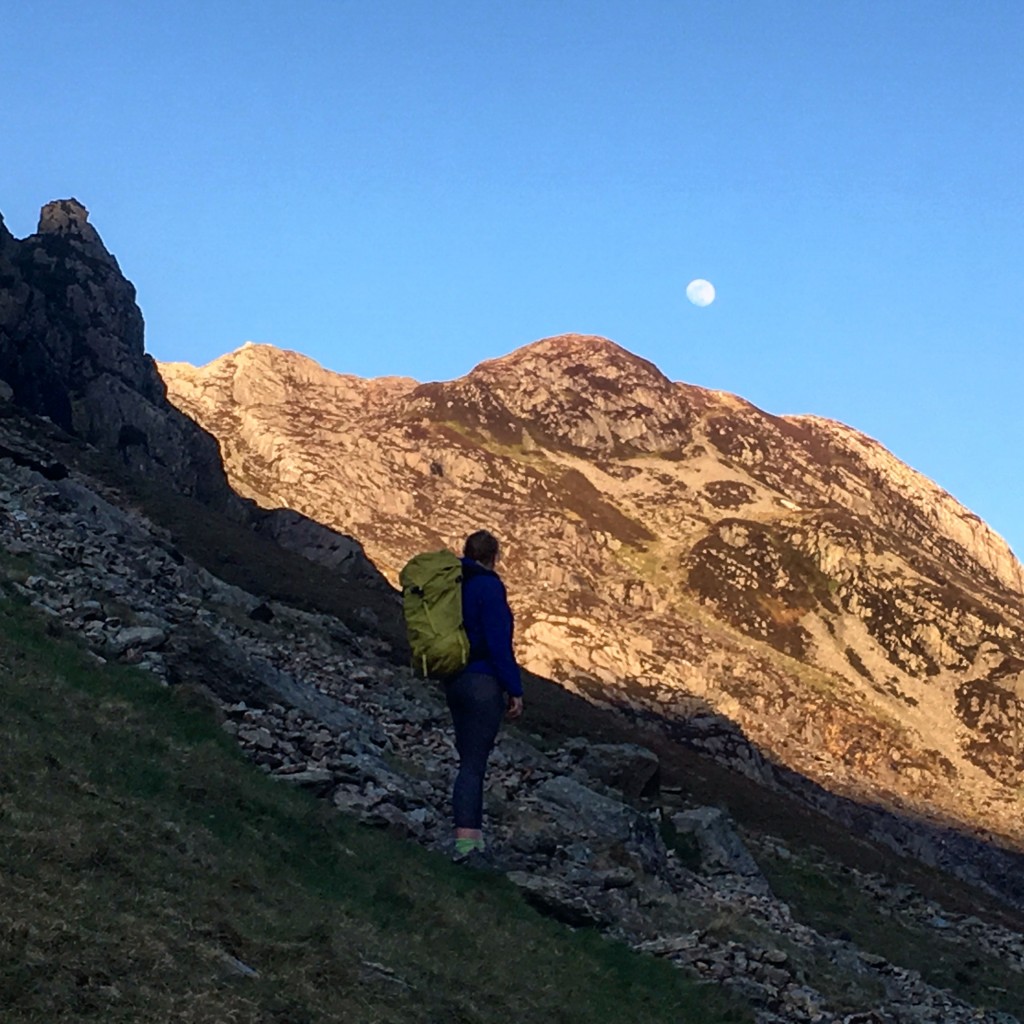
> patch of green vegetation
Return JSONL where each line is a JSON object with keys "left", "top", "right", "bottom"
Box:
{"left": 757, "top": 848, "right": 1024, "bottom": 1017}
{"left": 474, "top": 434, "right": 553, "bottom": 466}
{"left": 658, "top": 817, "right": 703, "bottom": 871}
{"left": 616, "top": 540, "right": 667, "bottom": 583}
{"left": 481, "top": 439, "right": 533, "bottom": 460}
{"left": 0, "top": 593, "right": 751, "bottom": 1024}
{"left": 0, "top": 547, "right": 36, "bottom": 579}
{"left": 430, "top": 418, "right": 488, "bottom": 445}
{"left": 410, "top": 416, "right": 556, "bottom": 478}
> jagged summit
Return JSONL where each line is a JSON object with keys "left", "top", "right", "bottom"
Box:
{"left": 0, "top": 199, "right": 233, "bottom": 503}
{"left": 36, "top": 197, "right": 105, "bottom": 247}
{"left": 163, "top": 343, "right": 419, "bottom": 428}
{"left": 475, "top": 331, "right": 663, "bottom": 371}
{"left": 168, "top": 341, "right": 337, "bottom": 383}
{"left": 177, "top": 341, "right": 419, "bottom": 391}
{"left": 441, "top": 333, "right": 692, "bottom": 455}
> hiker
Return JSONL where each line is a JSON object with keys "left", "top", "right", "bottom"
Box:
{"left": 446, "top": 529, "right": 523, "bottom": 863}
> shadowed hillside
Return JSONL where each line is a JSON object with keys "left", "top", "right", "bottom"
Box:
{"left": 0, "top": 592, "right": 749, "bottom": 1024}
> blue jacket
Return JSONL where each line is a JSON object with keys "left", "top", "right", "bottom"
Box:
{"left": 460, "top": 557, "right": 523, "bottom": 697}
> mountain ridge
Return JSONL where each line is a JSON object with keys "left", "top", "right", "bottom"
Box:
{"left": 160, "top": 337, "right": 1024, "bottom": 853}
{"left": 177, "top": 336, "right": 1021, "bottom": 594}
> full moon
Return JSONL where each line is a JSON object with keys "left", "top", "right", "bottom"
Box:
{"left": 686, "top": 279, "right": 716, "bottom": 307}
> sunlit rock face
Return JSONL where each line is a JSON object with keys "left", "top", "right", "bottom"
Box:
{"left": 161, "top": 333, "right": 1024, "bottom": 847}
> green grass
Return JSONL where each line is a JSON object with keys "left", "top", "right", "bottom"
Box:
{"left": 758, "top": 847, "right": 1024, "bottom": 1017}
{"left": 0, "top": 594, "right": 750, "bottom": 1024}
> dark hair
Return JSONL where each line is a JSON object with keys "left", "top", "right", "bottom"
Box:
{"left": 463, "top": 529, "right": 500, "bottom": 567}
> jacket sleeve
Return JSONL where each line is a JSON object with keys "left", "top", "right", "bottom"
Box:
{"left": 479, "top": 575, "right": 523, "bottom": 697}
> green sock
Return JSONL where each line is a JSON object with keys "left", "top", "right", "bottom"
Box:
{"left": 455, "top": 837, "right": 485, "bottom": 855}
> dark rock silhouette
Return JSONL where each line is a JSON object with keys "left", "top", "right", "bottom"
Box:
{"left": 0, "top": 199, "right": 391, "bottom": 592}
{"left": 0, "top": 199, "right": 231, "bottom": 504}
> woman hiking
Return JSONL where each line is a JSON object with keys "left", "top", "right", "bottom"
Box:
{"left": 446, "top": 529, "right": 523, "bottom": 865}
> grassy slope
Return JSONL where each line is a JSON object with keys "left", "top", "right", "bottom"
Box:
{"left": 0, "top": 593, "right": 749, "bottom": 1024}
{"left": 18, "top": 410, "right": 1024, "bottom": 1016}
{"left": 759, "top": 847, "right": 1024, "bottom": 1016}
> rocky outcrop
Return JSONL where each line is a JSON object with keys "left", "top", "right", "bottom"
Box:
{"left": 671, "top": 806, "right": 770, "bottom": 891}
{"left": 251, "top": 506, "right": 384, "bottom": 581}
{"left": 159, "top": 337, "right": 1024, "bottom": 852}
{"left": 1, "top": 200, "right": 392, "bottom": 591}
{"left": 0, "top": 200, "right": 232, "bottom": 504}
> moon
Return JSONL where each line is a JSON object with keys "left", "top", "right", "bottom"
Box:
{"left": 686, "top": 279, "right": 716, "bottom": 307}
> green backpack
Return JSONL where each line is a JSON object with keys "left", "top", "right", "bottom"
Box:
{"left": 399, "top": 549, "right": 470, "bottom": 679}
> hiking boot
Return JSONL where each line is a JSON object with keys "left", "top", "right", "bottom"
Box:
{"left": 453, "top": 847, "right": 498, "bottom": 871}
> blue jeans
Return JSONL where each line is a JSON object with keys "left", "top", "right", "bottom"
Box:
{"left": 445, "top": 671, "right": 506, "bottom": 830}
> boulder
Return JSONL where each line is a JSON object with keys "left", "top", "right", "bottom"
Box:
{"left": 579, "top": 741, "right": 660, "bottom": 799}
{"left": 534, "top": 776, "right": 635, "bottom": 842}
{"left": 671, "top": 807, "right": 770, "bottom": 892}
{"left": 505, "top": 872, "right": 612, "bottom": 928}
{"left": 533, "top": 776, "right": 667, "bottom": 874}
{"left": 252, "top": 507, "right": 386, "bottom": 583}
{"left": 111, "top": 625, "right": 168, "bottom": 655}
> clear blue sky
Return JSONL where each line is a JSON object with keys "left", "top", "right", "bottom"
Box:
{"left": 4, "top": 1, "right": 1023, "bottom": 557}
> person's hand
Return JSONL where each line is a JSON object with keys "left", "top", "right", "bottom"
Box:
{"left": 506, "top": 695, "right": 524, "bottom": 720}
